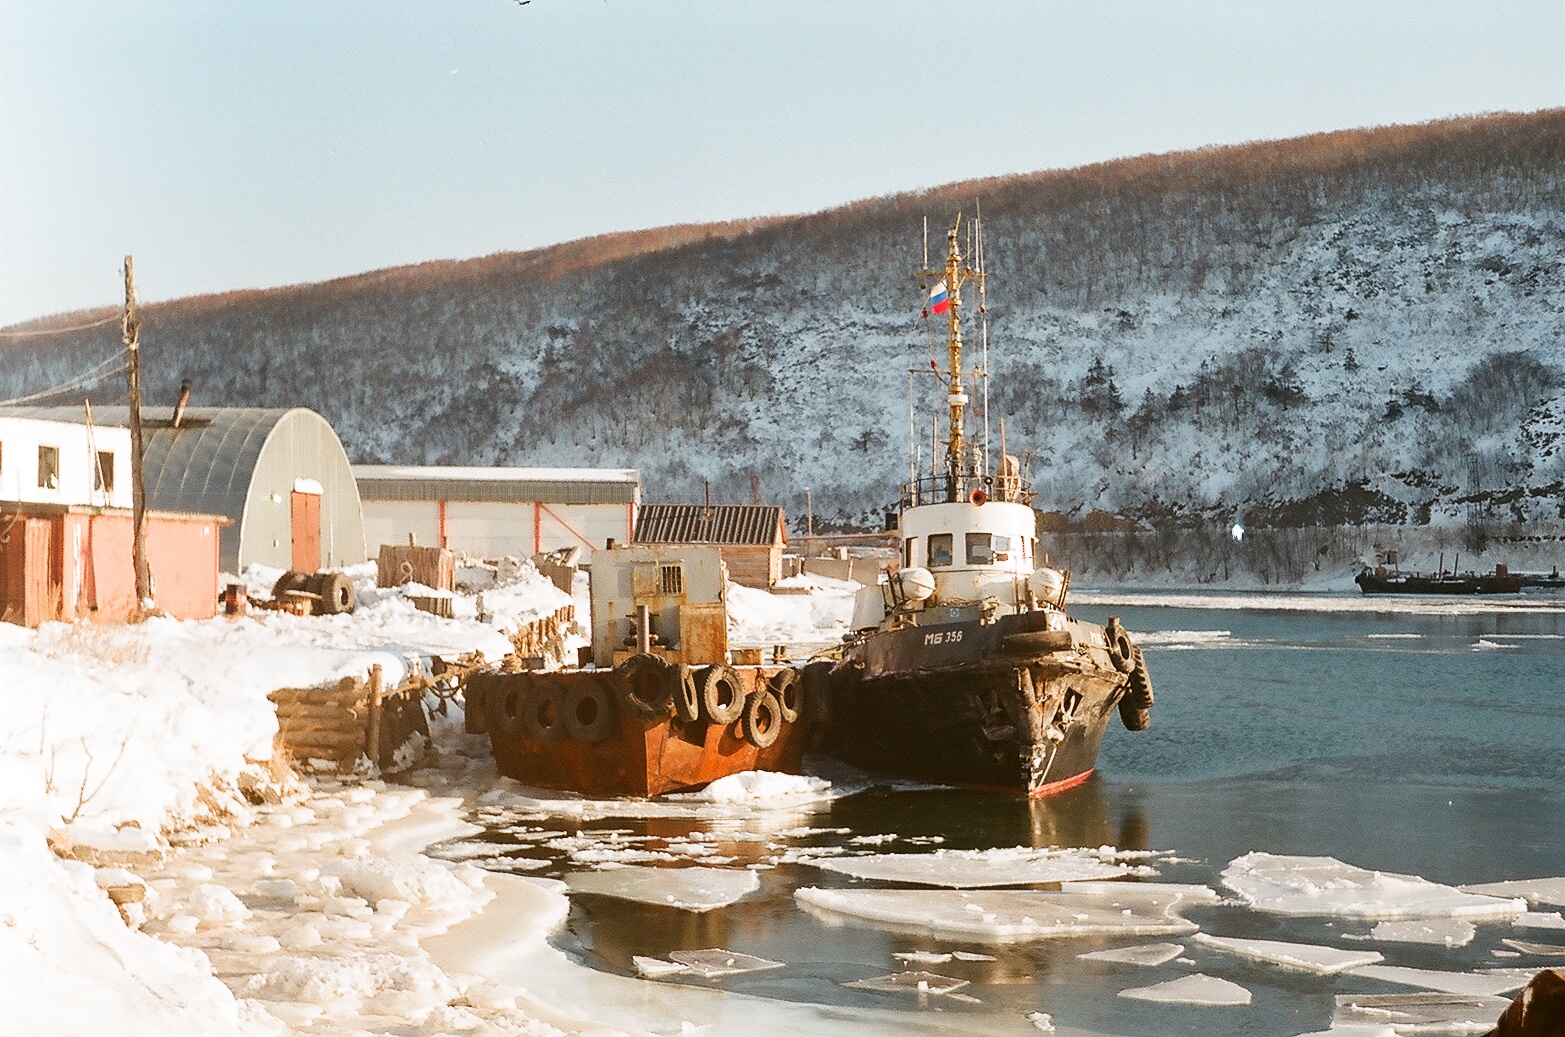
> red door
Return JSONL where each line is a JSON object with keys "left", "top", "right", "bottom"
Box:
{"left": 291, "top": 491, "right": 321, "bottom": 573}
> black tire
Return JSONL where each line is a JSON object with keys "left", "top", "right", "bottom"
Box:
{"left": 614, "top": 653, "right": 674, "bottom": 721}
{"left": 1119, "top": 704, "right": 1152, "bottom": 731}
{"left": 463, "top": 671, "right": 491, "bottom": 734}
{"left": 770, "top": 668, "right": 803, "bottom": 724}
{"left": 698, "top": 664, "right": 745, "bottom": 724}
{"left": 486, "top": 673, "right": 532, "bottom": 739}
{"left": 563, "top": 678, "right": 618, "bottom": 744}
{"left": 522, "top": 678, "right": 568, "bottom": 744}
{"left": 271, "top": 570, "right": 308, "bottom": 602}
{"left": 741, "top": 688, "right": 782, "bottom": 749}
{"left": 315, "top": 572, "right": 356, "bottom": 615}
{"left": 1105, "top": 620, "right": 1136, "bottom": 674}
{"left": 674, "top": 664, "right": 702, "bottom": 723}
{"left": 1126, "top": 646, "right": 1155, "bottom": 710}
{"left": 1002, "top": 629, "right": 1073, "bottom": 655}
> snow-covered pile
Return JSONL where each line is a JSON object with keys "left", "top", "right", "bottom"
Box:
{"left": 726, "top": 575, "right": 858, "bottom": 648}
{"left": 0, "top": 559, "right": 574, "bottom": 1036}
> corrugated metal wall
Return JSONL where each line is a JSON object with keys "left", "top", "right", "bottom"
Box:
{"left": 239, "top": 409, "right": 366, "bottom": 571}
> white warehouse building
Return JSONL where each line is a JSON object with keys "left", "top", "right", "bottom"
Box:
{"left": 352, "top": 466, "right": 641, "bottom": 560}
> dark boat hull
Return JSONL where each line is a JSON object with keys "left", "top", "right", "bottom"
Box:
{"left": 1355, "top": 571, "right": 1523, "bottom": 595}
{"left": 821, "top": 612, "right": 1136, "bottom": 797}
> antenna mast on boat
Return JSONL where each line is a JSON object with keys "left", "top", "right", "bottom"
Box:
{"left": 917, "top": 213, "right": 984, "bottom": 502}
{"left": 976, "top": 201, "right": 990, "bottom": 482}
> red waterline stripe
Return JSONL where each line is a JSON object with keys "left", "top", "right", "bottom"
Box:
{"left": 1029, "top": 767, "right": 1095, "bottom": 798}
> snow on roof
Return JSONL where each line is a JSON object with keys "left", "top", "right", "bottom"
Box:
{"left": 353, "top": 465, "right": 640, "bottom": 484}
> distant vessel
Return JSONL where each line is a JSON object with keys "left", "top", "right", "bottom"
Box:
{"left": 1354, "top": 551, "right": 1523, "bottom": 595}
{"left": 808, "top": 214, "right": 1155, "bottom": 797}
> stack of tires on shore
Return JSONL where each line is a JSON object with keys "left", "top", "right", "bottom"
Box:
{"left": 271, "top": 570, "right": 357, "bottom": 616}
{"left": 464, "top": 655, "right": 805, "bottom": 751}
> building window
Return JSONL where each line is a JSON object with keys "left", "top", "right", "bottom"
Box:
{"left": 37, "top": 446, "right": 59, "bottom": 489}
{"left": 928, "top": 533, "right": 953, "bottom": 568}
{"left": 659, "top": 563, "right": 684, "bottom": 595}
{"left": 94, "top": 451, "right": 115, "bottom": 493}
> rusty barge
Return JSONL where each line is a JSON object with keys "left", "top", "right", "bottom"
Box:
{"left": 464, "top": 544, "right": 807, "bottom": 797}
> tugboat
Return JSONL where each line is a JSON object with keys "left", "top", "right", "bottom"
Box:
{"left": 810, "top": 214, "right": 1155, "bottom": 797}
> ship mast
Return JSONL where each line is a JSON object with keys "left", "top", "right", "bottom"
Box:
{"left": 918, "top": 214, "right": 984, "bottom": 501}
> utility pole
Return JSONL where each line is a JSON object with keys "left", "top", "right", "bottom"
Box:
{"left": 123, "top": 256, "right": 153, "bottom": 612}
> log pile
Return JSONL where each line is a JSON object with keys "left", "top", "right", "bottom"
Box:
{"left": 502, "top": 605, "right": 575, "bottom": 669}
{"left": 269, "top": 665, "right": 430, "bottom": 771}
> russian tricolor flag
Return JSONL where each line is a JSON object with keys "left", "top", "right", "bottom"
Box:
{"left": 928, "top": 281, "right": 950, "bottom": 315}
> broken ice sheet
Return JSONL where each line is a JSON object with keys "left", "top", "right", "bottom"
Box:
{"left": 1192, "top": 933, "right": 1382, "bottom": 974}
{"left": 1513, "top": 911, "right": 1565, "bottom": 930}
{"left": 1334, "top": 991, "right": 1513, "bottom": 1032}
{"left": 952, "top": 951, "right": 997, "bottom": 961}
{"left": 810, "top": 846, "right": 1138, "bottom": 887}
{"left": 1347, "top": 964, "right": 1528, "bottom": 997}
{"left": 1077, "top": 942, "right": 1184, "bottom": 966}
{"left": 1222, "top": 852, "right": 1527, "bottom": 920}
{"left": 844, "top": 970, "right": 970, "bottom": 995}
{"left": 1118, "top": 973, "right": 1252, "bottom": 1006}
{"left": 1369, "top": 918, "right": 1476, "bottom": 947}
{"left": 632, "top": 955, "right": 688, "bottom": 978}
{"left": 564, "top": 866, "right": 759, "bottom": 912}
{"left": 1459, "top": 876, "right": 1565, "bottom": 907}
{"left": 794, "top": 882, "right": 1216, "bottom": 943}
{"left": 894, "top": 951, "right": 953, "bottom": 965}
{"left": 668, "top": 948, "right": 785, "bottom": 978}
{"left": 1500, "top": 937, "right": 1565, "bottom": 956}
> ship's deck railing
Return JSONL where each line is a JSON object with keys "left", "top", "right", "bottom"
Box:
{"left": 900, "top": 473, "right": 1034, "bottom": 509}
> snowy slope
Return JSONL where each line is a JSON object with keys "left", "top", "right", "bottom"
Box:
{"left": 6, "top": 111, "right": 1565, "bottom": 530}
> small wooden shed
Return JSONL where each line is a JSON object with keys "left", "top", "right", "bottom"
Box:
{"left": 632, "top": 504, "right": 787, "bottom": 589}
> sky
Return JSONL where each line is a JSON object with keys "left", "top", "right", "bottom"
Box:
{"left": 1, "top": 0, "right": 1562, "bottom": 327}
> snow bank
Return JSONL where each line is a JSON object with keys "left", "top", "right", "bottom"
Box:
{"left": 1222, "top": 852, "right": 1528, "bottom": 920}
{"left": 725, "top": 578, "right": 857, "bottom": 647}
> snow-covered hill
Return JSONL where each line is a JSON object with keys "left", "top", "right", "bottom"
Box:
{"left": 5, "top": 111, "right": 1564, "bottom": 532}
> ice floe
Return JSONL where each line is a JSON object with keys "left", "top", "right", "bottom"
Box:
{"left": 1222, "top": 853, "right": 1527, "bottom": 920}
{"left": 632, "top": 955, "right": 689, "bottom": 978}
{"left": 476, "top": 771, "right": 835, "bottom": 822}
{"left": 1347, "top": 964, "right": 1528, "bottom": 997}
{"left": 564, "top": 866, "right": 760, "bottom": 911}
{"left": 1191, "top": 933, "right": 1383, "bottom": 974}
{"left": 1118, "top": 973, "right": 1252, "bottom": 1006}
{"left": 1333, "top": 992, "right": 1513, "bottom": 1034}
{"left": 1460, "top": 876, "right": 1565, "bottom": 907}
{"left": 895, "top": 950, "right": 953, "bottom": 965}
{"left": 1500, "top": 937, "right": 1565, "bottom": 956}
{"left": 794, "top": 882, "right": 1217, "bottom": 943}
{"left": 1368, "top": 918, "right": 1477, "bottom": 947}
{"left": 671, "top": 771, "right": 833, "bottom": 804}
{"left": 1514, "top": 911, "right": 1565, "bottom": 930}
{"left": 810, "top": 846, "right": 1142, "bottom": 887}
{"left": 952, "top": 951, "right": 997, "bottom": 961}
{"left": 1077, "top": 942, "right": 1184, "bottom": 966}
{"left": 844, "top": 971, "right": 970, "bottom": 996}
{"left": 668, "top": 949, "right": 786, "bottom": 978}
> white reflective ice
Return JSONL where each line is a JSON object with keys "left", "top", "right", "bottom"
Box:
{"left": 1332, "top": 992, "right": 1514, "bottom": 1033}
{"left": 1191, "top": 933, "right": 1383, "bottom": 974}
{"left": 794, "top": 883, "right": 1217, "bottom": 943}
{"left": 1118, "top": 973, "right": 1252, "bottom": 1006}
{"left": 1223, "top": 853, "right": 1527, "bottom": 920}
{"left": 1347, "top": 964, "right": 1529, "bottom": 996}
{"left": 564, "top": 866, "right": 760, "bottom": 912}
{"left": 1077, "top": 943, "right": 1184, "bottom": 966}
{"left": 810, "top": 846, "right": 1138, "bottom": 887}
{"left": 1368, "top": 918, "right": 1476, "bottom": 947}
{"left": 669, "top": 949, "right": 785, "bottom": 978}
{"left": 844, "top": 971, "right": 971, "bottom": 995}
{"left": 1460, "top": 876, "right": 1565, "bottom": 907}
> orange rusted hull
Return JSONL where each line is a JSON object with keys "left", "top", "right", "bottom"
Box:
{"left": 486, "top": 666, "right": 808, "bottom": 798}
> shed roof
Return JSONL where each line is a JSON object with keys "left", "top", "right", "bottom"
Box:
{"left": 633, "top": 504, "right": 786, "bottom": 547}
{"left": 353, "top": 464, "right": 640, "bottom": 506}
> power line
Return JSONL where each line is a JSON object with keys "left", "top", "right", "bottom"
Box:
{"left": 0, "top": 313, "right": 121, "bottom": 339}
{"left": 0, "top": 349, "right": 129, "bottom": 407}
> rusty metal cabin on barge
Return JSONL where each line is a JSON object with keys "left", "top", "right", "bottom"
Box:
{"left": 632, "top": 503, "right": 787, "bottom": 589}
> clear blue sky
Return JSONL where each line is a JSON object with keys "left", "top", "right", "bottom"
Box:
{"left": 2, "top": 0, "right": 1561, "bottom": 326}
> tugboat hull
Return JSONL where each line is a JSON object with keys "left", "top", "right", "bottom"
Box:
{"left": 820, "top": 614, "right": 1142, "bottom": 797}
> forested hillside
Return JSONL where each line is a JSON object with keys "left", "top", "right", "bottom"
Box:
{"left": 6, "top": 111, "right": 1565, "bottom": 537}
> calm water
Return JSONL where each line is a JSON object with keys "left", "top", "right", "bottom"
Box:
{"left": 449, "top": 592, "right": 1565, "bottom": 1036}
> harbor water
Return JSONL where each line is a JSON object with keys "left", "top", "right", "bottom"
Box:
{"left": 442, "top": 591, "right": 1565, "bottom": 1036}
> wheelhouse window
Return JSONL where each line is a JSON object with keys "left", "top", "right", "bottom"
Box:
{"left": 928, "top": 533, "right": 953, "bottom": 568}
{"left": 904, "top": 537, "right": 914, "bottom": 568}
{"left": 94, "top": 450, "right": 115, "bottom": 493}
{"left": 37, "top": 445, "right": 59, "bottom": 489}
{"left": 966, "top": 533, "right": 1015, "bottom": 566}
